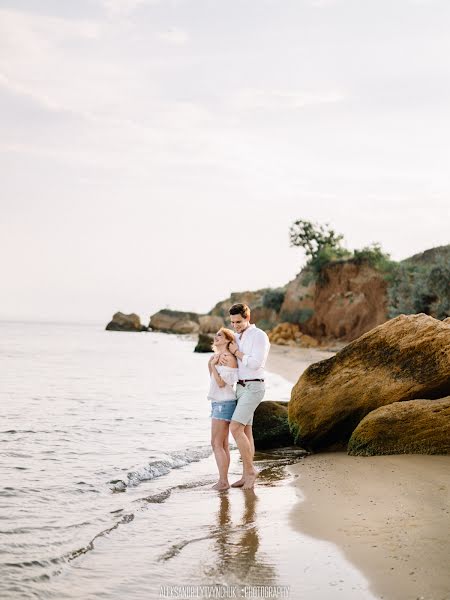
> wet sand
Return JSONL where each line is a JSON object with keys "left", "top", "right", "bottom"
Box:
{"left": 266, "top": 344, "right": 450, "bottom": 600}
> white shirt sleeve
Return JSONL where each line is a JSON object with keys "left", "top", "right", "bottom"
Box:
{"left": 220, "top": 368, "right": 239, "bottom": 386}
{"left": 242, "top": 331, "right": 271, "bottom": 370}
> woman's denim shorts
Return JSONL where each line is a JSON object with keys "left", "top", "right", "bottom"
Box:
{"left": 210, "top": 400, "right": 237, "bottom": 422}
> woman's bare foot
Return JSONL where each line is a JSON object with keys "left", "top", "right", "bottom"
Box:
{"left": 231, "top": 477, "right": 245, "bottom": 488}
{"left": 242, "top": 471, "right": 258, "bottom": 489}
{"left": 212, "top": 480, "right": 230, "bottom": 491}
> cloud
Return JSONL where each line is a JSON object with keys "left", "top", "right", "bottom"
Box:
{"left": 99, "top": 0, "right": 160, "bottom": 17}
{"left": 156, "top": 28, "right": 189, "bottom": 45}
{"left": 230, "top": 88, "right": 346, "bottom": 111}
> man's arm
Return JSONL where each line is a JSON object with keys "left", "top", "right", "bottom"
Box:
{"left": 232, "top": 332, "right": 270, "bottom": 370}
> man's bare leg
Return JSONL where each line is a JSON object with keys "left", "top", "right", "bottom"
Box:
{"left": 230, "top": 421, "right": 258, "bottom": 489}
{"left": 231, "top": 424, "right": 254, "bottom": 487}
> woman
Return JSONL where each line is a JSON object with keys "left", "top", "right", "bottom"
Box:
{"left": 208, "top": 328, "right": 239, "bottom": 491}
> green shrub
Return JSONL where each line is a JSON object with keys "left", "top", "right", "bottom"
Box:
{"left": 279, "top": 308, "right": 314, "bottom": 324}
{"left": 262, "top": 288, "right": 286, "bottom": 313}
{"left": 388, "top": 257, "right": 450, "bottom": 319}
{"left": 353, "top": 243, "right": 395, "bottom": 273}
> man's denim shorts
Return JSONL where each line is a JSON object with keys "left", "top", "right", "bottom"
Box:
{"left": 210, "top": 400, "right": 237, "bottom": 422}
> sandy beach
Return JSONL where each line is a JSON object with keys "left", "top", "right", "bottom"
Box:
{"left": 267, "top": 345, "right": 450, "bottom": 600}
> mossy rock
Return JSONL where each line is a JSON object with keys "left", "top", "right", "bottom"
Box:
{"left": 253, "top": 401, "right": 295, "bottom": 449}
{"left": 289, "top": 314, "right": 450, "bottom": 451}
{"left": 348, "top": 397, "right": 450, "bottom": 455}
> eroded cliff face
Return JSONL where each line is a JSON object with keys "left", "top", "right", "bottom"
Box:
{"left": 209, "top": 288, "right": 278, "bottom": 329}
{"left": 281, "top": 261, "right": 389, "bottom": 342}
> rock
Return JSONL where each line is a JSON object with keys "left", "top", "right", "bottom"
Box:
{"left": 198, "top": 315, "right": 224, "bottom": 334}
{"left": 268, "top": 322, "right": 319, "bottom": 348}
{"left": 307, "top": 261, "right": 389, "bottom": 341}
{"left": 106, "top": 312, "right": 143, "bottom": 332}
{"left": 444, "top": 317, "right": 450, "bottom": 324}
{"left": 194, "top": 333, "right": 214, "bottom": 353}
{"left": 209, "top": 289, "right": 279, "bottom": 331}
{"left": 253, "top": 401, "right": 295, "bottom": 449}
{"left": 149, "top": 309, "right": 200, "bottom": 334}
{"left": 348, "top": 397, "right": 450, "bottom": 455}
{"left": 289, "top": 314, "right": 450, "bottom": 451}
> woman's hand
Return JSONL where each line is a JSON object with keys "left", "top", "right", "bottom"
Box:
{"left": 210, "top": 354, "right": 220, "bottom": 366}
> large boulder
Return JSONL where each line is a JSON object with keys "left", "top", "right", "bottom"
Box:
{"left": 198, "top": 315, "right": 225, "bottom": 334}
{"left": 289, "top": 314, "right": 450, "bottom": 451}
{"left": 253, "top": 401, "right": 295, "bottom": 449}
{"left": 348, "top": 397, "right": 450, "bottom": 456}
{"left": 194, "top": 333, "right": 214, "bottom": 353}
{"left": 149, "top": 309, "right": 200, "bottom": 334}
{"left": 106, "top": 312, "right": 144, "bottom": 332}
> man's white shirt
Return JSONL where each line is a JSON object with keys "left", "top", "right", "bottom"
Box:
{"left": 235, "top": 323, "right": 270, "bottom": 379}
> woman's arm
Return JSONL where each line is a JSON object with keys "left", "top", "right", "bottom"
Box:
{"left": 211, "top": 364, "right": 226, "bottom": 388}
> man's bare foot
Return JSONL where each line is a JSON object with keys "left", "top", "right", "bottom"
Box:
{"left": 231, "top": 477, "right": 245, "bottom": 488}
{"left": 212, "top": 481, "right": 230, "bottom": 491}
{"left": 242, "top": 471, "right": 258, "bottom": 489}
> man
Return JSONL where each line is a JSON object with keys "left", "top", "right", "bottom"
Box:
{"left": 220, "top": 303, "right": 270, "bottom": 489}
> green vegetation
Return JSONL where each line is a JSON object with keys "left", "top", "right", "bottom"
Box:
{"left": 388, "top": 257, "right": 450, "bottom": 319}
{"left": 279, "top": 308, "right": 314, "bottom": 324}
{"left": 353, "top": 243, "right": 395, "bottom": 272}
{"left": 289, "top": 220, "right": 351, "bottom": 277}
{"left": 290, "top": 220, "right": 394, "bottom": 279}
{"left": 262, "top": 288, "right": 286, "bottom": 313}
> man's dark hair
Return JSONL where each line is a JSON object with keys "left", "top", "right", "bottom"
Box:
{"left": 229, "top": 303, "right": 251, "bottom": 319}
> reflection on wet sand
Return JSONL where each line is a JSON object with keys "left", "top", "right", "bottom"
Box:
{"left": 205, "top": 487, "right": 277, "bottom": 585}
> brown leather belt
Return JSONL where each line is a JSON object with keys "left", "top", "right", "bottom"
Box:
{"left": 237, "top": 379, "right": 264, "bottom": 386}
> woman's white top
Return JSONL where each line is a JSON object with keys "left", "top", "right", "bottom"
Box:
{"left": 208, "top": 365, "right": 239, "bottom": 402}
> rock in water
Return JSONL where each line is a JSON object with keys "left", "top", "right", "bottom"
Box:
{"left": 149, "top": 309, "right": 200, "bottom": 334}
{"left": 198, "top": 315, "right": 225, "bottom": 334}
{"left": 288, "top": 314, "right": 450, "bottom": 451}
{"left": 194, "top": 333, "right": 214, "bottom": 353}
{"left": 253, "top": 401, "right": 295, "bottom": 449}
{"left": 348, "top": 397, "right": 450, "bottom": 455}
{"left": 106, "top": 312, "right": 143, "bottom": 332}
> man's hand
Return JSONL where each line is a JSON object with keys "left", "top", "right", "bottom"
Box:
{"left": 219, "top": 353, "right": 234, "bottom": 366}
{"left": 229, "top": 342, "right": 238, "bottom": 355}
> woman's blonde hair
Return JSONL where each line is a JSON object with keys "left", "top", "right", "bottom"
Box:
{"left": 212, "top": 327, "right": 235, "bottom": 352}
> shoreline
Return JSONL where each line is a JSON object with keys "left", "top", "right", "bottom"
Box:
{"left": 266, "top": 344, "right": 450, "bottom": 600}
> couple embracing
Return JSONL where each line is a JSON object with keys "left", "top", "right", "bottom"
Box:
{"left": 207, "top": 303, "right": 271, "bottom": 490}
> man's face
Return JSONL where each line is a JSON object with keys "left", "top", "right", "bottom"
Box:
{"left": 230, "top": 314, "right": 249, "bottom": 334}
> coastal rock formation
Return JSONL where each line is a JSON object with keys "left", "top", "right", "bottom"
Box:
{"left": 253, "top": 401, "right": 294, "bottom": 449}
{"left": 198, "top": 315, "right": 224, "bottom": 334}
{"left": 268, "top": 322, "right": 319, "bottom": 348}
{"left": 106, "top": 312, "right": 144, "bottom": 332}
{"left": 209, "top": 288, "right": 279, "bottom": 331}
{"left": 194, "top": 333, "right": 214, "bottom": 353}
{"left": 289, "top": 314, "right": 450, "bottom": 451}
{"left": 149, "top": 309, "right": 200, "bottom": 334}
{"left": 348, "top": 397, "right": 450, "bottom": 455}
{"left": 280, "top": 262, "right": 389, "bottom": 342}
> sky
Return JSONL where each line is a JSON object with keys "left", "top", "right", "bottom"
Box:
{"left": 1, "top": 0, "right": 449, "bottom": 324}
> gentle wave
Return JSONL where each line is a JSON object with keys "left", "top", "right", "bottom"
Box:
{"left": 109, "top": 445, "right": 213, "bottom": 491}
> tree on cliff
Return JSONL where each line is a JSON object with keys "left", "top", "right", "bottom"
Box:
{"left": 289, "top": 219, "right": 350, "bottom": 274}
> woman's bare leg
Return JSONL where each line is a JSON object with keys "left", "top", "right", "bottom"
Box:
{"left": 211, "top": 419, "right": 231, "bottom": 490}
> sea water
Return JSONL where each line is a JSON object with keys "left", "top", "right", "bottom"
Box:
{"left": 0, "top": 321, "right": 376, "bottom": 600}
